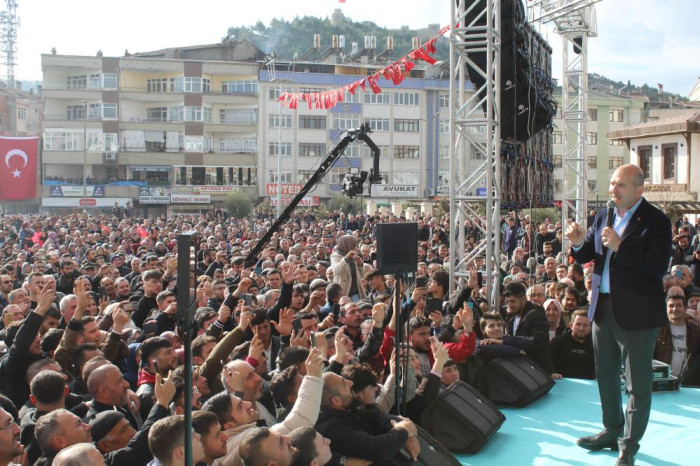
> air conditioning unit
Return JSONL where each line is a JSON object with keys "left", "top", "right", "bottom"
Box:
{"left": 104, "top": 152, "right": 117, "bottom": 161}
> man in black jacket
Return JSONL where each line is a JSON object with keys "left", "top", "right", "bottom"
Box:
{"left": 550, "top": 310, "right": 595, "bottom": 379}
{"left": 314, "top": 372, "right": 420, "bottom": 464}
{"left": 0, "top": 283, "right": 55, "bottom": 408}
{"left": 503, "top": 282, "right": 553, "bottom": 374}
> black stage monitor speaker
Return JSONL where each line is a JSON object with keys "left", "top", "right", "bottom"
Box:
{"left": 375, "top": 223, "right": 418, "bottom": 275}
{"left": 480, "top": 356, "right": 554, "bottom": 407}
{"left": 389, "top": 424, "right": 461, "bottom": 466}
{"left": 420, "top": 380, "right": 505, "bottom": 454}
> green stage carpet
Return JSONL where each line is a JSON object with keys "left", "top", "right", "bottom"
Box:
{"left": 455, "top": 378, "right": 700, "bottom": 465}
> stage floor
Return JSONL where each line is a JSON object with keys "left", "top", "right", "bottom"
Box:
{"left": 455, "top": 378, "right": 700, "bottom": 466}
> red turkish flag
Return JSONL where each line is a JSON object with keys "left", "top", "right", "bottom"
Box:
{"left": 0, "top": 137, "right": 38, "bottom": 201}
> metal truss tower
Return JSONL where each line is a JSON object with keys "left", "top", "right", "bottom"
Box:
{"left": 448, "top": 0, "right": 502, "bottom": 304}
{"left": 0, "top": 0, "right": 18, "bottom": 87}
{"left": 530, "top": 0, "right": 601, "bottom": 250}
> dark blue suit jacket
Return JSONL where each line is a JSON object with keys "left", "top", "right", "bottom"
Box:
{"left": 571, "top": 197, "right": 671, "bottom": 330}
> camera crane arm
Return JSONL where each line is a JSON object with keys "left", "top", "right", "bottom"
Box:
{"left": 245, "top": 127, "right": 376, "bottom": 267}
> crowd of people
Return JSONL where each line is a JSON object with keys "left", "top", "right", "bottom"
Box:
{"left": 0, "top": 202, "right": 697, "bottom": 466}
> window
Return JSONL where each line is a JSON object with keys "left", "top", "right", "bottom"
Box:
{"left": 147, "top": 78, "right": 168, "bottom": 93}
{"left": 329, "top": 167, "right": 360, "bottom": 185}
{"left": 219, "top": 137, "right": 257, "bottom": 153}
{"left": 394, "top": 92, "right": 419, "bottom": 106}
{"left": 439, "top": 145, "right": 450, "bottom": 159}
{"left": 553, "top": 155, "right": 562, "bottom": 168}
{"left": 394, "top": 119, "right": 419, "bottom": 132}
{"left": 89, "top": 73, "right": 117, "bottom": 89}
{"left": 298, "top": 143, "right": 326, "bottom": 157}
{"left": 17, "top": 108, "right": 26, "bottom": 120}
{"left": 66, "top": 105, "right": 85, "bottom": 121}
{"left": 180, "top": 136, "right": 212, "bottom": 152}
{"left": 391, "top": 172, "right": 419, "bottom": 185}
{"left": 608, "top": 139, "right": 624, "bottom": 146}
{"left": 43, "top": 129, "right": 84, "bottom": 151}
{"left": 439, "top": 119, "right": 450, "bottom": 134}
{"left": 299, "top": 87, "right": 323, "bottom": 95}
{"left": 553, "top": 131, "right": 562, "bottom": 144}
{"left": 343, "top": 144, "right": 361, "bottom": 158}
{"left": 638, "top": 145, "right": 652, "bottom": 180}
{"left": 587, "top": 156, "right": 597, "bottom": 169}
{"left": 663, "top": 144, "right": 677, "bottom": 180}
{"left": 268, "top": 170, "right": 292, "bottom": 183}
{"left": 222, "top": 80, "right": 257, "bottom": 94}
{"left": 365, "top": 118, "right": 389, "bottom": 132}
{"left": 588, "top": 108, "right": 598, "bottom": 121}
{"left": 331, "top": 114, "right": 360, "bottom": 130}
{"left": 587, "top": 180, "right": 597, "bottom": 192}
{"left": 147, "top": 107, "right": 167, "bottom": 122}
{"left": 343, "top": 91, "right": 360, "bottom": 103}
{"left": 438, "top": 93, "right": 450, "bottom": 108}
{"left": 393, "top": 145, "right": 419, "bottom": 158}
{"left": 299, "top": 115, "right": 326, "bottom": 129}
{"left": 169, "top": 77, "right": 211, "bottom": 93}
{"left": 269, "top": 142, "right": 292, "bottom": 156}
{"left": 89, "top": 103, "right": 118, "bottom": 120}
{"left": 168, "top": 106, "right": 212, "bottom": 123}
{"left": 269, "top": 114, "right": 292, "bottom": 128}
{"left": 173, "top": 166, "right": 257, "bottom": 186}
{"left": 361, "top": 145, "right": 388, "bottom": 158}
{"left": 363, "top": 93, "right": 390, "bottom": 104}
{"left": 609, "top": 157, "right": 623, "bottom": 169}
{"left": 609, "top": 109, "right": 624, "bottom": 122}
{"left": 474, "top": 150, "right": 486, "bottom": 160}
{"left": 298, "top": 170, "right": 316, "bottom": 183}
{"left": 269, "top": 87, "right": 291, "bottom": 100}
{"left": 586, "top": 132, "right": 597, "bottom": 145}
{"left": 219, "top": 109, "right": 257, "bottom": 125}
{"left": 66, "top": 75, "right": 87, "bottom": 90}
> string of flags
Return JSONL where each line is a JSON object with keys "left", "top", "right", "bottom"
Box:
{"left": 276, "top": 24, "right": 452, "bottom": 110}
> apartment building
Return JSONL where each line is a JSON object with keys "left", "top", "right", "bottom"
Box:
{"left": 552, "top": 89, "right": 646, "bottom": 205}
{"left": 40, "top": 42, "right": 264, "bottom": 215}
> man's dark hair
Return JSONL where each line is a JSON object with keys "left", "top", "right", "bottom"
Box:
{"left": 408, "top": 316, "right": 432, "bottom": 333}
{"left": 666, "top": 293, "right": 686, "bottom": 305}
{"left": 430, "top": 270, "right": 450, "bottom": 294}
{"left": 290, "top": 426, "right": 318, "bottom": 466}
{"left": 239, "top": 427, "right": 273, "bottom": 466}
{"left": 156, "top": 290, "right": 175, "bottom": 306}
{"left": 192, "top": 410, "right": 220, "bottom": 438}
{"left": 278, "top": 346, "right": 310, "bottom": 371}
{"left": 326, "top": 282, "right": 343, "bottom": 302}
{"left": 194, "top": 308, "right": 217, "bottom": 329}
{"left": 365, "top": 269, "right": 383, "bottom": 280}
{"left": 72, "top": 343, "right": 100, "bottom": 370}
{"left": 565, "top": 286, "right": 581, "bottom": 303}
{"left": 0, "top": 394, "right": 18, "bottom": 422}
{"left": 480, "top": 312, "right": 504, "bottom": 332}
{"left": 230, "top": 341, "right": 251, "bottom": 361}
{"left": 201, "top": 391, "right": 232, "bottom": 428}
{"left": 341, "top": 362, "right": 378, "bottom": 394}
{"left": 191, "top": 335, "right": 217, "bottom": 360}
{"left": 139, "top": 336, "right": 172, "bottom": 366}
{"left": 45, "top": 306, "right": 62, "bottom": 320}
{"left": 250, "top": 308, "right": 270, "bottom": 326}
{"left": 30, "top": 370, "right": 66, "bottom": 405}
{"left": 41, "top": 328, "right": 64, "bottom": 355}
{"left": 569, "top": 263, "right": 584, "bottom": 278}
{"left": 141, "top": 269, "right": 163, "bottom": 283}
{"left": 148, "top": 415, "right": 185, "bottom": 462}
{"left": 3, "top": 320, "right": 24, "bottom": 347}
{"left": 270, "top": 366, "right": 299, "bottom": 407}
{"left": 503, "top": 281, "right": 527, "bottom": 298}
{"left": 231, "top": 256, "right": 245, "bottom": 266}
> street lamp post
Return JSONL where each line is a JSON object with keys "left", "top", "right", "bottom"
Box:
{"left": 83, "top": 99, "right": 88, "bottom": 211}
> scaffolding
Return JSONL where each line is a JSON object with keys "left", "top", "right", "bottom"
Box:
{"left": 448, "top": 0, "right": 502, "bottom": 303}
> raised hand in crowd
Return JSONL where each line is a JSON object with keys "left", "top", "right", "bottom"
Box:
{"left": 304, "top": 346, "right": 324, "bottom": 377}
{"left": 154, "top": 371, "right": 176, "bottom": 408}
{"left": 270, "top": 307, "right": 293, "bottom": 336}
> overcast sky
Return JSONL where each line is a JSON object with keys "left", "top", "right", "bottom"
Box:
{"left": 12, "top": 0, "right": 699, "bottom": 96}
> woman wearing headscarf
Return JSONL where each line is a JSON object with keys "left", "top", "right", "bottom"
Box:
{"left": 329, "top": 234, "right": 367, "bottom": 301}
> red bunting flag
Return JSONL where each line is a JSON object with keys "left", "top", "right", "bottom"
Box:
{"left": 0, "top": 137, "right": 38, "bottom": 201}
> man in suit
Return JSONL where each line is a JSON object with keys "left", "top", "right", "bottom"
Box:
{"left": 567, "top": 164, "right": 672, "bottom": 466}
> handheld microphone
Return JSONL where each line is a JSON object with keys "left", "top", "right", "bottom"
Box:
{"left": 606, "top": 200, "right": 616, "bottom": 228}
